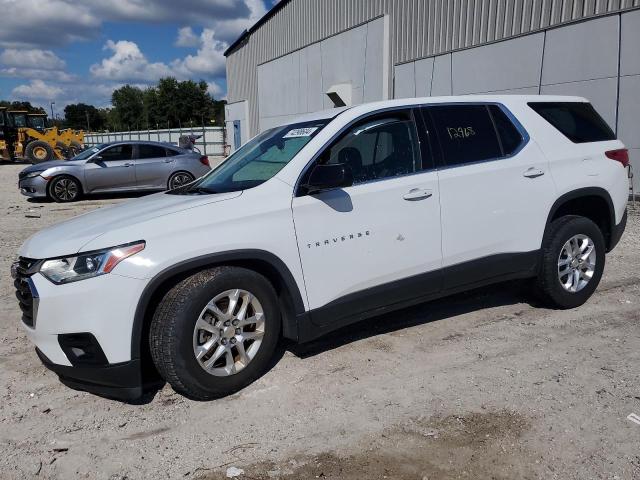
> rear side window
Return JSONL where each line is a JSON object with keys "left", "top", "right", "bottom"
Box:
{"left": 427, "top": 105, "right": 503, "bottom": 167}
{"left": 528, "top": 102, "right": 615, "bottom": 143}
{"left": 166, "top": 148, "right": 180, "bottom": 157}
{"left": 138, "top": 144, "right": 167, "bottom": 159}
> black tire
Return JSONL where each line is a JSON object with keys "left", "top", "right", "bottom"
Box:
{"left": 25, "top": 140, "right": 54, "bottom": 164}
{"left": 56, "top": 142, "right": 71, "bottom": 159}
{"left": 149, "top": 267, "right": 282, "bottom": 400}
{"left": 47, "top": 175, "right": 82, "bottom": 203}
{"left": 535, "top": 215, "right": 605, "bottom": 309}
{"left": 70, "top": 141, "right": 83, "bottom": 157}
{"left": 168, "top": 171, "right": 195, "bottom": 190}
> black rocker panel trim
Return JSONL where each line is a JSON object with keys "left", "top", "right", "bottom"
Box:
{"left": 299, "top": 250, "right": 540, "bottom": 343}
{"left": 131, "top": 249, "right": 306, "bottom": 360}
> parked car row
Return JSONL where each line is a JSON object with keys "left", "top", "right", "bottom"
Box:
{"left": 18, "top": 141, "right": 212, "bottom": 202}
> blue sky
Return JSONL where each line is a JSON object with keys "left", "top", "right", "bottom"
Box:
{"left": 0, "top": 0, "right": 279, "bottom": 115}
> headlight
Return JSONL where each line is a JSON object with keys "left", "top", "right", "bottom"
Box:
{"left": 24, "top": 171, "right": 44, "bottom": 179}
{"left": 39, "top": 241, "right": 145, "bottom": 284}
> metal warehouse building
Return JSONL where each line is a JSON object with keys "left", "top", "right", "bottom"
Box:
{"left": 224, "top": 0, "right": 640, "bottom": 190}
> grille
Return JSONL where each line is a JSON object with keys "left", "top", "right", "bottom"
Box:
{"left": 13, "top": 257, "right": 39, "bottom": 327}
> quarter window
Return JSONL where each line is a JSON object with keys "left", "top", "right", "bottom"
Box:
{"left": 528, "top": 101, "right": 615, "bottom": 143}
{"left": 426, "top": 105, "right": 503, "bottom": 167}
{"left": 322, "top": 113, "right": 421, "bottom": 184}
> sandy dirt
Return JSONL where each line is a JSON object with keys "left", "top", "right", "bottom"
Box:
{"left": 0, "top": 162, "right": 639, "bottom": 479}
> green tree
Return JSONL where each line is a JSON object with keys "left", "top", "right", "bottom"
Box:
{"left": 64, "top": 103, "right": 106, "bottom": 131}
{"left": 111, "top": 85, "right": 144, "bottom": 130}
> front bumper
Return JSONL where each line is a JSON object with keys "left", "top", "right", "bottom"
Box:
{"left": 19, "top": 271, "right": 158, "bottom": 400}
{"left": 18, "top": 175, "right": 48, "bottom": 198}
{"left": 35, "top": 348, "right": 154, "bottom": 401}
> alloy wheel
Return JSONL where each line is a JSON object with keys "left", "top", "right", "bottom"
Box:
{"left": 170, "top": 173, "right": 194, "bottom": 189}
{"left": 192, "top": 289, "right": 265, "bottom": 377}
{"left": 557, "top": 234, "right": 596, "bottom": 293}
{"left": 53, "top": 178, "right": 79, "bottom": 201}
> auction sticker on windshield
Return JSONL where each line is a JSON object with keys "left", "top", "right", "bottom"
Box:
{"left": 283, "top": 127, "right": 318, "bottom": 138}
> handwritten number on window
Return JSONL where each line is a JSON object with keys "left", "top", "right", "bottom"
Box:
{"left": 447, "top": 126, "right": 476, "bottom": 139}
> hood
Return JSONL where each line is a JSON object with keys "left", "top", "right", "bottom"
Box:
{"left": 19, "top": 190, "right": 242, "bottom": 259}
{"left": 21, "top": 159, "right": 86, "bottom": 174}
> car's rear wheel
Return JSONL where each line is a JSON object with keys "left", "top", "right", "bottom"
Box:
{"left": 168, "top": 171, "right": 195, "bottom": 190}
{"left": 47, "top": 175, "right": 81, "bottom": 203}
{"left": 535, "top": 215, "right": 605, "bottom": 308}
{"left": 149, "top": 267, "right": 281, "bottom": 400}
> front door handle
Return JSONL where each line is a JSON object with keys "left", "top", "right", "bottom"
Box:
{"left": 123, "top": 163, "right": 134, "bottom": 167}
{"left": 523, "top": 167, "right": 544, "bottom": 178}
{"left": 403, "top": 188, "right": 433, "bottom": 201}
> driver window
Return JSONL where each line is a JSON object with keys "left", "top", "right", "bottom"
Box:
{"left": 100, "top": 145, "right": 133, "bottom": 162}
{"left": 322, "top": 113, "right": 421, "bottom": 185}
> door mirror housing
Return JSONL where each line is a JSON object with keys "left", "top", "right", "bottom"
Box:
{"left": 304, "top": 163, "right": 354, "bottom": 194}
{"left": 89, "top": 155, "right": 103, "bottom": 163}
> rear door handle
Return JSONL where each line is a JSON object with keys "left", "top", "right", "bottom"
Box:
{"left": 523, "top": 167, "right": 544, "bottom": 178}
{"left": 403, "top": 188, "right": 433, "bottom": 201}
{"left": 123, "top": 163, "right": 134, "bottom": 167}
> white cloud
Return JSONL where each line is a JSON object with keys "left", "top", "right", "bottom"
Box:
{"left": 172, "top": 29, "right": 227, "bottom": 78}
{"left": 12, "top": 80, "right": 64, "bottom": 101}
{"left": 90, "top": 40, "right": 174, "bottom": 82}
{"left": 91, "top": 30, "right": 227, "bottom": 84}
{"left": 175, "top": 27, "right": 200, "bottom": 48}
{"left": 0, "top": 0, "right": 267, "bottom": 47}
{"left": 0, "top": 68, "right": 76, "bottom": 83}
{"left": 0, "top": 0, "right": 99, "bottom": 48}
{"left": 206, "top": 81, "right": 223, "bottom": 97}
{"left": 0, "top": 48, "right": 75, "bottom": 83}
{"left": 0, "top": 49, "right": 66, "bottom": 70}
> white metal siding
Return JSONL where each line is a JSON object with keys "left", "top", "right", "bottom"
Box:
{"left": 226, "top": 0, "right": 640, "bottom": 135}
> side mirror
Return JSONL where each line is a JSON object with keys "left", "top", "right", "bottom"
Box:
{"left": 304, "top": 163, "right": 354, "bottom": 194}
{"left": 90, "top": 155, "right": 103, "bottom": 163}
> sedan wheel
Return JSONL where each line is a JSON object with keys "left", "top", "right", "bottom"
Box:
{"left": 48, "top": 176, "right": 81, "bottom": 202}
{"left": 168, "top": 172, "right": 195, "bottom": 190}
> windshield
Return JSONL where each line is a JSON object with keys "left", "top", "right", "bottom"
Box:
{"left": 72, "top": 144, "right": 106, "bottom": 161}
{"left": 181, "top": 120, "right": 328, "bottom": 194}
{"left": 29, "top": 117, "right": 46, "bottom": 129}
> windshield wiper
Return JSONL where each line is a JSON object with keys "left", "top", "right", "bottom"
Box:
{"left": 190, "top": 186, "right": 218, "bottom": 195}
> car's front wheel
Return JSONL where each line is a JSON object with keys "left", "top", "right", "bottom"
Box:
{"left": 535, "top": 215, "right": 605, "bottom": 309}
{"left": 149, "top": 266, "right": 281, "bottom": 400}
{"left": 47, "top": 175, "right": 82, "bottom": 202}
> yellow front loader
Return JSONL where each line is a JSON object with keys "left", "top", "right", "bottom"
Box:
{"left": 6, "top": 111, "right": 65, "bottom": 163}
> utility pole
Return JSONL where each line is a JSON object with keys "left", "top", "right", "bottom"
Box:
{"left": 85, "top": 111, "right": 91, "bottom": 131}
{"left": 50, "top": 101, "right": 55, "bottom": 123}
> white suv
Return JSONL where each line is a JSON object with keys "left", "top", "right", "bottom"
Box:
{"left": 13, "top": 96, "right": 629, "bottom": 401}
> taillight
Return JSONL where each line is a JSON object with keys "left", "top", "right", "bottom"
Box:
{"left": 199, "top": 155, "right": 210, "bottom": 166}
{"left": 605, "top": 149, "right": 629, "bottom": 167}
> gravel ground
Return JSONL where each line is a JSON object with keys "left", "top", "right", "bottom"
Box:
{"left": 0, "top": 162, "right": 639, "bottom": 480}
